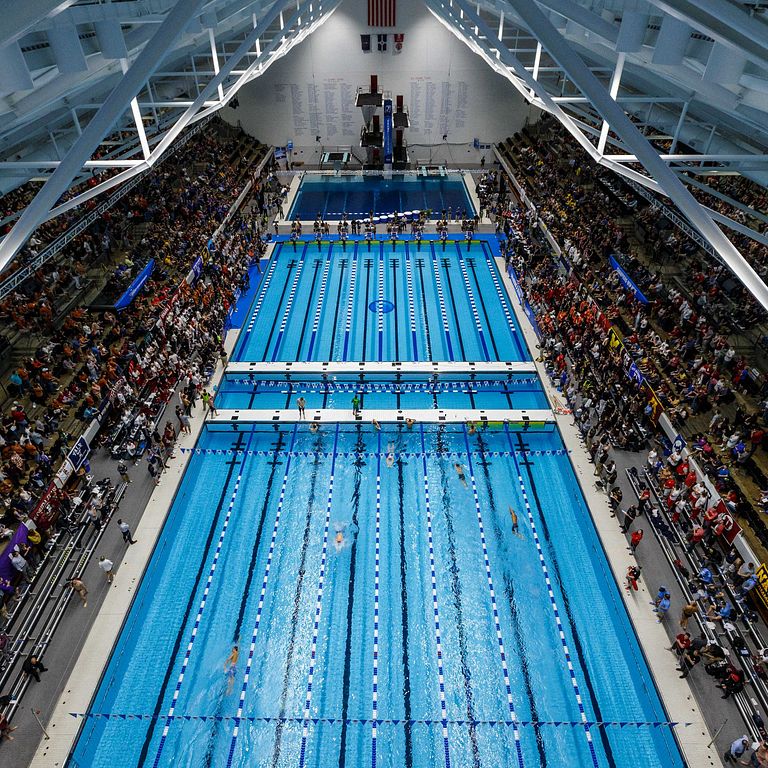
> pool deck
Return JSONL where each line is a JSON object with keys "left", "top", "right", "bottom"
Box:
{"left": 209, "top": 407, "right": 553, "bottom": 424}
{"left": 495, "top": 257, "right": 720, "bottom": 768}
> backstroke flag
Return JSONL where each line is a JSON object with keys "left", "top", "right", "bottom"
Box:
{"left": 368, "top": 0, "right": 396, "bottom": 27}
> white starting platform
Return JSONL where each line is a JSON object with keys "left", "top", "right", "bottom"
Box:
{"left": 224, "top": 361, "right": 537, "bottom": 376}
{"left": 208, "top": 408, "right": 554, "bottom": 424}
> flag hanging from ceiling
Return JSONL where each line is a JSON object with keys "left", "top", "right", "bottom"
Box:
{"left": 368, "top": 0, "right": 396, "bottom": 27}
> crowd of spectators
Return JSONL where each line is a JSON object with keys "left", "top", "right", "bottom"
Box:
{"left": 493, "top": 119, "right": 768, "bottom": 549}
{"left": 0, "top": 121, "right": 279, "bottom": 620}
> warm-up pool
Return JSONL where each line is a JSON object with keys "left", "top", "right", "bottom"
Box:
{"left": 287, "top": 174, "right": 475, "bottom": 221}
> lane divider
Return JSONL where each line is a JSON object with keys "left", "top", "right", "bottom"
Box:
{"left": 371, "top": 433, "right": 382, "bottom": 768}
{"left": 241, "top": 255, "right": 278, "bottom": 347}
{"left": 377, "top": 243, "right": 385, "bottom": 361}
{"left": 225, "top": 377, "right": 541, "bottom": 389}
{"left": 306, "top": 245, "right": 333, "bottom": 360}
{"left": 455, "top": 246, "right": 490, "bottom": 361}
{"left": 298, "top": 423, "right": 341, "bottom": 768}
{"left": 270, "top": 245, "right": 307, "bottom": 362}
{"left": 225, "top": 424, "right": 300, "bottom": 768}
{"left": 73, "top": 712, "right": 693, "bottom": 728}
{"left": 459, "top": 426, "right": 525, "bottom": 768}
{"left": 430, "top": 243, "right": 454, "bottom": 361}
{"left": 342, "top": 243, "right": 358, "bottom": 361}
{"left": 179, "top": 448, "right": 568, "bottom": 459}
{"left": 419, "top": 424, "right": 452, "bottom": 768}
{"left": 150, "top": 433, "right": 254, "bottom": 768}
{"left": 504, "top": 425, "right": 599, "bottom": 768}
{"left": 404, "top": 244, "right": 419, "bottom": 361}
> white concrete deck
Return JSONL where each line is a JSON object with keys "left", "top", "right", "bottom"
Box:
{"left": 496, "top": 257, "right": 719, "bottom": 767}
{"left": 225, "top": 360, "right": 537, "bottom": 375}
{"left": 28, "top": 331, "right": 239, "bottom": 768}
{"left": 208, "top": 407, "right": 553, "bottom": 424}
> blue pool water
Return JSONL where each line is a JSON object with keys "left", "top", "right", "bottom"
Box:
{"left": 216, "top": 373, "right": 548, "bottom": 411}
{"left": 233, "top": 239, "right": 529, "bottom": 363}
{"left": 70, "top": 425, "right": 683, "bottom": 768}
{"left": 288, "top": 174, "right": 475, "bottom": 221}
{"left": 70, "top": 231, "right": 683, "bottom": 768}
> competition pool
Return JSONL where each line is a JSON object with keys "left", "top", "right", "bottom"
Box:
{"left": 287, "top": 174, "right": 475, "bottom": 221}
{"left": 70, "top": 424, "right": 683, "bottom": 768}
{"left": 69, "top": 234, "right": 684, "bottom": 767}
{"left": 233, "top": 240, "right": 529, "bottom": 363}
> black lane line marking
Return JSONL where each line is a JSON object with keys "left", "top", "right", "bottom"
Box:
{"left": 362, "top": 259, "right": 373, "bottom": 362}
{"left": 390, "top": 257, "right": 400, "bottom": 362}
{"left": 270, "top": 433, "right": 325, "bottom": 768}
{"left": 466, "top": 257, "right": 501, "bottom": 361}
{"left": 514, "top": 433, "right": 618, "bottom": 768}
{"left": 327, "top": 258, "right": 349, "bottom": 360}
{"left": 436, "top": 426, "right": 482, "bottom": 768}
{"left": 397, "top": 452, "right": 413, "bottom": 768}
{"left": 201, "top": 431, "right": 289, "bottom": 767}
{"left": 136, "top": 432, "right": 246, "bottom": 767}
{"left": 261, "top": 259, "right": 298, "bottom": 362}
{"left": 338, "top": 425, "right": 366, "bottom": 767}
{"left": 440, "top": 257, "right": 468, "bottom": 362}
{"left": 474, "top": 432, "right": 547, "bottom": 766}
{"left": 296, "top": 259, "right": 323, "bottom": 362}
{"left": 415, "top": 257, "right": 434, "bottom": 363}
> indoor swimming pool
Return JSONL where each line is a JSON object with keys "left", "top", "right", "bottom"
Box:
{"left": 233, "top": 239, "right": 529, "bottom": 363}
{"left": 69, "top": 424, "right": 683, "bottom": 768}
{"left": 287, "top": 174, "right": 474, "bottom": 221}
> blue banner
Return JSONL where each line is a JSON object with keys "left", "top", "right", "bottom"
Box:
{"left": 114, "top": 259, "right": 154, "bottom": 310}
{"left": 191, "top": 255, "right": 204, "bottom": 281}
{"left": 609, "top": 255, "right": 649, "bottom": 305}
{"left": 383, "top": 98, "right": 393, "bottom": 164}
{"left": 67, "top": 435, "right": 90, "bottom": 471}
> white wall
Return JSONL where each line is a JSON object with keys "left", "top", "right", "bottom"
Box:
{"left": 223, "top": 0, "right": 534, "bottom": 153}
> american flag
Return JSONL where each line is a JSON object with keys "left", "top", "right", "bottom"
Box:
{"left": 368, "top": 0, "right": 396, "bottom": 27}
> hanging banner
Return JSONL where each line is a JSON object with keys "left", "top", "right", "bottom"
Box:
{"left": 114, "top": 259, "right": 155, "bottom": 310}
{"left": 383, "top": 98, "right": 393, "bottom": 165}
{"left": 609, "top": 255, "right": 649, "bottom": 305}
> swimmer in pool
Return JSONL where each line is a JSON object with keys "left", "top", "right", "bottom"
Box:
{"left": 309, "top": 422, "right": 319, "bottom": 433}
{"left": 467, "top": 421, "right": 477, "bottom": 435}
{"left": 372, "top": 419, "right": 381, "bottom": 431}
{"left": 385, "top": 441, "right": 395, "bottom": 468}
{"left": 225, "top": 645, "right": 239, "bottom": 670}
{"left": 455, "top": 463, "right": 468, "bottom": 488}
{"left": 509, "top": 506, "right": 521, "bottom": 536}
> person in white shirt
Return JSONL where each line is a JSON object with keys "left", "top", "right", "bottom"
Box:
{"left": 99, "top": 556, "right": 114, "bottom": 583}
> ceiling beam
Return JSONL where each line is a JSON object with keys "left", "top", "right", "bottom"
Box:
{"left": 0, "top": 0, "right": 207, "bottom": 273}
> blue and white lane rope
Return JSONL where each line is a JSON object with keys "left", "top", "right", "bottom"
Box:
{"left": 503, "top": 425, "right": 599, "bottom": 767}
{"left": 430, "top": 243, "right": 454, "bottom": 361}
{"left": 224, "top": 424, "right": 300, "bottom": 768}
{"left": 371, "top": 433, "right": 382, "bottom": 768}
{"left": 377, "top": 244, "right": 385, "bottom": 361}
{"left": 306, "top": 246, "right": 333, "bottom": 360}
{"left": 342, "top": 244, "right": 359, "bottom": 362}
{"left": 459, "top": 426, "right": 525, "bottom": 768}
{"left": 180, "top": 448, "right": 568, "bottom": 460}
{"left": 481, "top": 245, "right": 518, "bottom": 335}
{"left": 151, "top": 433, "right": 254, "bottom": 768}
{"left": 455, "top": 245, "right": 490, "bottom": 362}
{"left": 404, "top": 244, "right": 419, "bottom": 361}
{"left": 243, "top": 255, "right": 278, "bottom": 343}
{"left": 298, "top": 423, "right": 341, "bottom": 768}
{"left": 270, "top": 244, "right": 307, "bottom": 362}
{"left": 419, "top": 424, "right": 452, "bottom": 768}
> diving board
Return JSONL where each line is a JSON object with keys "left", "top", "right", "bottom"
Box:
{"left": 224, "top": 361, "right": 537, "bottom": 375}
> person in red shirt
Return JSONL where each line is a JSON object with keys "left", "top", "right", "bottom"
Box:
{"left": 630, "top": 529, "right": 644, "bottom": 552}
